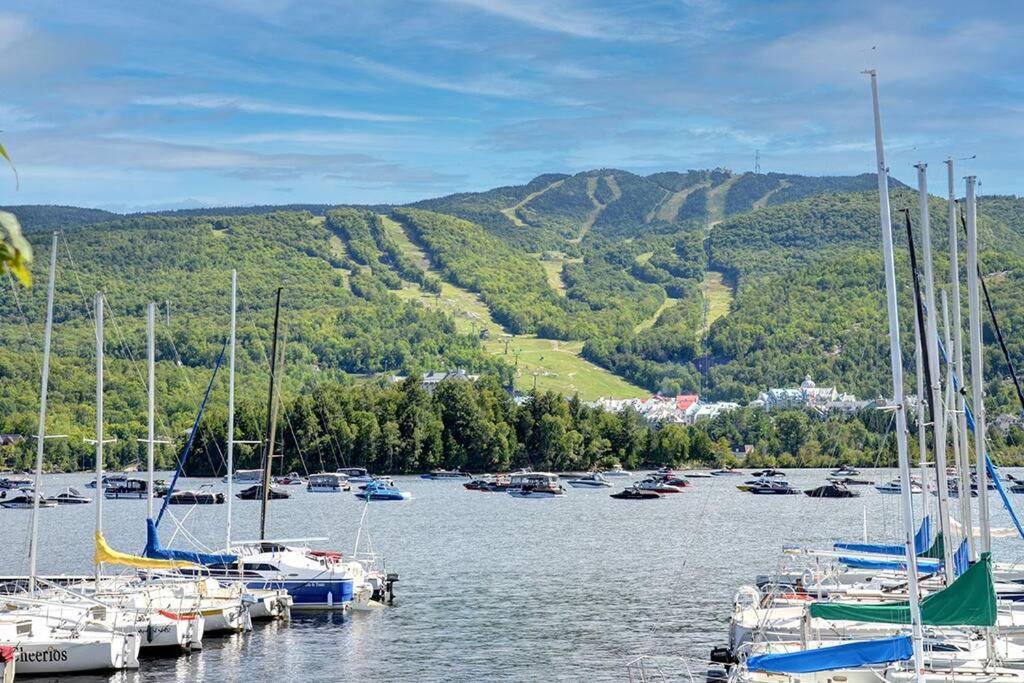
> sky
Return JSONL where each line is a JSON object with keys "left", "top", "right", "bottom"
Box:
{"left": 0, "top": 0, "right": 1022, "bottom": 210}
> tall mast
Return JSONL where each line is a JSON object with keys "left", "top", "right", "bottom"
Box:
{"left": 913, "top": 313, "right": 930, "bottom": 516}
{"left": 146, "top": 302, "right": 155, "bottom": 519}
{"left": 260, "top": 287, "right": 284, "bottom": 541}
{"left": 915, "top": 163, "right": 955, "bottom": 581}
{"left": 942, "top": 290, "right": 967, "bottom": 543}
{"left": 93, "top": 291, "right": 105, "bottom": 585}
{"left": 226, "top": 270, "right": 237, "bottom": 550}
{"left": 27, "top": 232, "right": 58, "bottom": 593}
{"left": 965, "top": 176, "right": 992, "bottom": 552}
{"left": 868, "top": 70, "right": 925, "bottom": 681}
{"left": 946, "top": 158, "right": 974, "bottom": 559}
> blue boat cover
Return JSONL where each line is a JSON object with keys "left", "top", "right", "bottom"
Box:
{"left": 144, "top": 518, "right": 238, "bottom": 566}
{"left": 834, "top": 516, "right": 931, "bottom": 556}
{"left": 838, "top": 555, "right": 941, "bottom": 572}
{"left": 746, "top": 636, "right": 912, "bottom": 674}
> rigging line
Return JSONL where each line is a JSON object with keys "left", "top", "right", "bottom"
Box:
{"left": 6, "top": 269, "right": 42, "bottom": 377}
{"left": 58, "top": 231, "right": 95, "bottom": 328}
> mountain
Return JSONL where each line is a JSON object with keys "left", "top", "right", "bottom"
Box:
{"left": 3, "top": 170, "right": 1024, "bottom": 465}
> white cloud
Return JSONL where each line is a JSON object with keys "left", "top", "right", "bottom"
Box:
{"left": 133, "top": 94, "right": 418, "bottom": 123}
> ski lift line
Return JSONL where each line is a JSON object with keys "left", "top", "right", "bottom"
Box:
{"left": 155, "top": 337, "right": 228, "bottom": 528}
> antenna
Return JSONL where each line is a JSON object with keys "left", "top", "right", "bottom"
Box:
{"left": 754, "top": 150, "right": 760, "bottom": 174}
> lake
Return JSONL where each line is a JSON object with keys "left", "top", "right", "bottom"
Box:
{"left": 4, "top": 468, "right": 1023, "bottom": 681}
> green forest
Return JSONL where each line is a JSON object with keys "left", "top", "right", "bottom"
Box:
{"left": 3, "top": 168, "right": 1024, "bottom": 474}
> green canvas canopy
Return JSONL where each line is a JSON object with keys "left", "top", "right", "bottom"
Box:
{"left": 809, "top": 553, "right": 996, "bottom": 627}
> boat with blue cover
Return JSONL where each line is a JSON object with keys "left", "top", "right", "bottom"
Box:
{"left": 356, "top": 480, "right": 411, "bottom": 501}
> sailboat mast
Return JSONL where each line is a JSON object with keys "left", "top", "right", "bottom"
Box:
{"left": 146, "top": 302, "right": 155, "bottom": 519}
{"left": 964, "top": 176, "right": 992, "bottom": 553}
{"left": 916, "top": 164, "right": 955, "bottom": 581}
{"left": 226, "top": 270, "right": 237, "bottom": 550}
{"left": 259, "top": 287, "right": 283, "bottom": 541}
{"left": 868, "top": 70, "right": 925, "bottom": 681}
{"left": 913, "top": 313, "right": 930, "bottom": 513}
{"left": 94, "top": 291, "right": 105, "bottom": 585}
{"left": 942, "top": 290, "right": 967, "bottom": 544}
{"left": 27, "top": 232, "right": 59, "bottom": 593}
{"left": 946, "top": 158, "right": 974, "bottom": 559}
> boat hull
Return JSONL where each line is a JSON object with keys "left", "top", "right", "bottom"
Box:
{"left": 244, "top": 579, "right": 354, "bottom": 609}
{"left": 14, "top": 634, "right": 139, "bottom": 675}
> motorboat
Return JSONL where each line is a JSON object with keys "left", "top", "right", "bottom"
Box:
{"left": 358, "top": 476, "right": 395, "bottom": 490}
{"left": 826, "top": 476, "right": 874, "bottom": 485}
{"left": 507, "top": 472, "right": 566, "bottom": 498}
{"left": 750, "top": 468, "right": 786, "bottom": 477}
{"left": 463, "top": 477, "right": 494, "bottom": 491}
{"left": 804, "top": 483, "right": 860, "bottom": 498}
{"left": 737, "top": 477, "right": 789, "bottom": 492}
{"left": 0, "top": 476, "right": 32, "bottom": 490}
{"left": 601, "top": 468, "right": 632, "bottom": 477}
{"left": 222, "top": 468, "right": 262, "bottom": 484}
{"left": 307, "top": 472, "right": 351, "bottom": 492}
{"left": 336, "top": 467, "right": 374, "bottom": 483}
{"left": 420, "top": 469, "right": 471, "bottom": 480}
{"left": 0, "top": 491, "right": 57, "bottom": 508}
{"left": 355, "top": 481, "right": 411, "bottom": 501}
{"left": 166, "top": 487, "right": 225, "bottom": 505}
{"left": 875, "top": 479, "right": 922, "bottom": 494}
{"left": 51, "top": 487, "right": 91, "bottom": 504}
{"left": 710, "top": 468, "right": 744, "bottom": 476}
{"left": 84, "top": 472, "right": 128, "bottom": 489}
{"left": 683, "top": 470, "right": 713, "bottom": 478}
{"left": 105, "top": 477, "right": 163, "bottom": 500}
{"left": 610, "top": 487, "right": 662, "bottom": 500}
{"left": 236, "top": 484, "right": 291, "bottom": 500}
{"left": 636, "top": 478, "right": 683, "bottom": 494}
{"left": 565, "top": 472, "right": 612, "bottom": 488}
{"left": 746, "top": 481, "right": 799, "bottom": 495}
{"left": 275, "top": 472, "right": 305, "bottom": 485}
{"left": 830, "top": 464, "right": 861, "bottom": 476}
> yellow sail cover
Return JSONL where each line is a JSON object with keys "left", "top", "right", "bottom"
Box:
{"left": 94, "top": 531, "right": 199, "bottom": 569}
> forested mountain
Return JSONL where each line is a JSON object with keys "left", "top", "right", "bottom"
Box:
{"left": 3, "top": 171, "right": 1024, "bottom": 474}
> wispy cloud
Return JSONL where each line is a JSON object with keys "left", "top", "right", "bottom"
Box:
{"left": 133, "top": 94, "right": 418, "bottom": 122}
{"left": 436, "top": 0, "right": 663, "bottom": 41}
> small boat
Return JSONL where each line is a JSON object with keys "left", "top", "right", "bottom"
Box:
{"left": 166, "top": 488, "right": 225, "bottom": 505}
{"left": 336, "top": 467, "right": 374, "bottom": 483}
{"left": 804, "top": 483, "right": 860, "bottom": 498}
{"left": 826, "top": 476, "right": 874, "bottom": 485}
{"left": 236, "top": 484, "right": 291, "bottom": 500}
{"left": 738, "top": 477, "right": 788, "bottom": 492}
{"left": 875, "top": 479, "right": 922, "bottom": 494}
{"left": 830, "top": 464, "right": 860, "bottom": 476}
{"left": 0, "top": 491, "right": 57, "bottom": 508}
{"left": 105, "top": 477, "right": 163, "bottom": 500}
{"left": 275, "top": 472, "right": 305, "bottom": 485}
{"left": 747, "top": 481, "right": 799, "bottom": 495}
{"left": 420, "top": 469, "right": 471, "bottom": 480}
{"left": 507, "top": 472, "right": 566, "bottom": 498}
{"left": 710, "top": 468, "right": 743, "bottom": 476}
{"left": 750, "top": 468, "right": 785, "bottom": 477}
{"left": 85, "top": 472, "right": 129, "bottom": 489}
{"left": 355, "top": 481, "right": 411, "bottom": 501}
{"left": 0, "top": 476, "right": 33, "bottom": 490}
{"left": 682, "top": 471, "right": 713, "bottom": 478}
{"left": 223, "top": 468, "right": 262, "bottom": 484}
{"left": 485, "top": 476, "right": 511, "bottom": 492}
{"left": 464, "top": 477, "right": 493, "bottom": 491}
{"left": 610, "top": 487, "right": 662, "bottom": 500}
{"left": 637, "top": 479, "right": 682, "bottom": 494}
{"left": 565, "top": 472, "right": 612, "bottom": 488}
{"left": 307, "top": 473, "right": 350, "bottom": 492}
{"left": 51, "top": 486, "right": 91, "bottom": 504}
{"left": 601, "top": 468, "right": 632, "bottom": 477}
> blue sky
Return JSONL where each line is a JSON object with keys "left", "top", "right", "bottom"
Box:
{"left": 0, "top": 0, "right": 1021, "bottom": 210}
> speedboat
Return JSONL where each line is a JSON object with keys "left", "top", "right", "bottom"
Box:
{"left": 51, "top": 486, "right": 91, "bottom": 504}
{"left": 830, "top": 464, "right": 861, "bottom": 476}
{"left": 0, "top": 476, "right": 33, "bottom": 490}
{"left": 223, "top": 468, "right": 262, "bottom": 484}
{"left": 355, "top": 481, "right": 411, "bottom": 501}
{"left": 275, "top": 472, "right": 305, "bottom": 485}
{"left": 336, "top": 467, "right": 374, "bottom": 484}
{"left": 747, "top": 481, "right": 799, "bottom": 495}
{"left": 307, "top": 472, "right": 350, "bottom": 492}
{"left": 84, "top": 472, "right": 129, "bottom": 490}
{"left": 236, "top": 484, "right": 291, "bottom": 500}
{"left": 826, "top": 476, "right": 874, "bottom": 485}
{"left": 738, "top": 477, "right": 789, "bottom": 492}
{"left": 166, "top": 487, "right": 225, "bottom": 505}
{"left": 601, "top": 468, "right": 632, "bottom": 477}
{"left": 637, "top": 479, "right": 683, "bottom": 494}
{"left": 507, "top": 472, "right": 566, "bottom": 498}
{"left": 875, "top": 479, "right": 922, "bottom": 494}
{"left": 0, "top": 491, "right": 57, "bottom": 508}
{"left": 464, "top": 477, "right": 494, "bottom": 491}
{"left": 750, "top": 468, "right": 785, "bottom": 477}
{"left": 565, "top": 472, "right": 612, "bottom": 488}
{"left": 610, "top": 487, "right": 661, "bottom": 500}
{"left": 420, "top": 469, "right": 471, "bottom": 480}
{"left": 804, "top": 483, "right": 860, "bottom": 498}
{"left": 710, "top": 468, "right": 743, "bottom": 476}
{"left": 683, "top": 470, "right": 713, "bottom": 478}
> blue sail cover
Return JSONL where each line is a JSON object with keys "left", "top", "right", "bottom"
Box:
{"left": 144, "top": 518, "right": 238, "bottom": 566}
{"left": 838, "top": 555, "right": 941, "bottom": 572}
{"left": 746, "top": 636, "right": 913, "bottom": 674}
{"left": 834, "top": 516, "right": 931, "bottom": 556}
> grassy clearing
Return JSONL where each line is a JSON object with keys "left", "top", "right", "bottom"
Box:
{"left": 701, "top": 270, "right": 733, "bottom": 335}
{"left": 705, "top": 174, "right": 742, "bottom": 224}
{"left": 500, "top": 178, "right": 565, "bottom": 228}
{"left": 634, "top": 296, "right": 680, "bottom": 333}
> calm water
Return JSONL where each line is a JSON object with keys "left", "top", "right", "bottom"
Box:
{"left": 5, "top": 469, "right": 1024, "bottom": 681}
